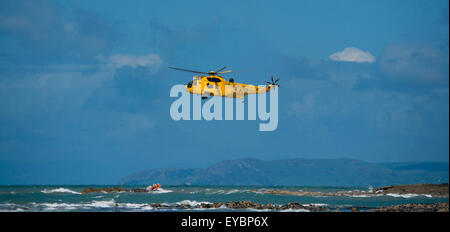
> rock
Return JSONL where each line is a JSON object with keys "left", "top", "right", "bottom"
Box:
{"left": 285, "top": 203, "right": 303, "bottom": 209}
{"left": 113, "top": 200, "right": 448, "bottom": 212}
{"left": 373, "top": 183, "right": 449, "bottom": 197}
{"left": 150, "top": 203, "right": 161, "bottom": 207}
{"left": 253, "top": 183, "right": 449, "bottom": 198}
{"left": 131, "top": 188, "right": 147, "bottom": 192}
{"left": 81, "top": 187, "right": 149, "bottom": 194}
{"left": 373, "top": 203, "right": 448, "bottom": 212}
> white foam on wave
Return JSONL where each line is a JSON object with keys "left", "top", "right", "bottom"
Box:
{"left": 41, "top": 202, "right": 80, "bottom": 210}
{"left": 226, "top": 189, "right": 240, "bottom": 194}
{"left": 2, "top": 200, "right": 157, "bottom": 212}
{"left": 176, "top": 200, "right": 212, "bottom": 207}
{"left": 348, "top": 194, "right": 378, "bottom": 198}
{"left": 347, "top": 193, "right": 434, "bottom": 198}
{"left": 44, "top": 199, "right": 116, "bottom": 210}
{"left": 0, "top": 203, "right": 26, "bottom": 212}
{"left": 280, "top": 208, "right": 310, "bottom": 212}
{"left": 148, "top": 188, "right": 173, "bottom": 194}
{"left": 206, "top": 189, "right": 225, "bottom": 194}
{"left": 140, "top": 205, "right": 154, "bottom": 210}
{"left": 119, "top": 203, "right": 153, "bottom": 210}
{"left": 247, "top": 208, "right": 272, "bottom": 212}
{"left": 0, "top": 203, "right": 25, "bottom": 212}
{"left": 225, "top": 189, "right": 250, "bottom": 194}
{"left": 386, "top": 193, "right": 433, "bottom": 198}
{"left": 205, "top": 189, "right": 249, "bottom": 195}
{"left": 41, "top": 188, "right": 81, "bottom": 195}
{"left": 89, "top": 199, "right": 116, "bottom": 208}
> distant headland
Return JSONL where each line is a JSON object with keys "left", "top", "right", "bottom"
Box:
{"left": 120, "top": 158, "right": 449, "bottom": 187}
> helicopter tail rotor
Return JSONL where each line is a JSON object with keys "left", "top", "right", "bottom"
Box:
{"left": 265, "top": 75, "right": 281, "bottom": 88}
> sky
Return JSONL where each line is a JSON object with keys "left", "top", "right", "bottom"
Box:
{"left": 0, "top": 0, "right": 448, "bottom": 184}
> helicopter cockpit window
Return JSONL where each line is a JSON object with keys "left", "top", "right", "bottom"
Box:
{"left": 207, "top": 77, "right": 221, "bottom": 83}
{"left": 187, "top": 81, "right": 193, "bottom": 88}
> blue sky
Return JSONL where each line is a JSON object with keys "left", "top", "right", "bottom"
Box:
{"left": 0, "top": 0, "right": 448, "bottom": 184}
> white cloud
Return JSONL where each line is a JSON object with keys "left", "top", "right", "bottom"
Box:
{"left": 108, "top": 53, "right": 163, "bottom": 70}
{"left": 329, "top": 47, "right": 376, "bottom": 63}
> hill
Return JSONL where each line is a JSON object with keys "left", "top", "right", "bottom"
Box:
{"left": 119, "top": 158, "right": 449, "bottom": 187}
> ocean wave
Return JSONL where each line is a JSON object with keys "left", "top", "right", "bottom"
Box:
{"left": 386, "top": 193, "right": 433, "bottom": 198}
{"left": 205, "top": 189, "right": 225, "bottom": 194}
{"left": 119, "top": 203, "right": 153, "bottom": 210}
{"left": 341, "top": 193, "right": 434, "bottom": 198}
{"left": 41, "top": 188, "right": 81, "bottom": 195}
{"left": 226, "top": 189, "right": 240, "bottom": 194}
{"left": 205, "top": 189, "right": 250, "bottom": 195}
{"left": 0, "top": 200, "right": 156, "bottom": 212}
{"left": 89, "top": 199, "right": 116, "bottom": 208}
{"left": 226, "top": 189, "right": 251, "bottom": 194}
{"left": 247, "top": 208, "right": 272, "bottom": 212}
{"left": 175, "top": 200, "right": 212, "bottom": 207}
{"left": 347, "top": 194, "right": 380, "bottom": 198}
{"left": 280, "top": 208, "right": 310, "bottom": 212}
{"left": 0, "top": 203, "right": 26, "bottom": 212}
{"left": 35, "top": 200, "right": 116, "bottom": 211}
{"left": 148, "top": 188, "right": 173, "bottom": 194}
{"left": 40, "top": 202, "right": 79, "bottom": 210}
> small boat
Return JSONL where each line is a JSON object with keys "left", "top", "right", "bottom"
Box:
{"left": 146, "top": 183, "right": 162, "bottom": 191}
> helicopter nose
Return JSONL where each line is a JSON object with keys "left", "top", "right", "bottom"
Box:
{"left": 186, "top": 81, "right": 193, "bottom": 88}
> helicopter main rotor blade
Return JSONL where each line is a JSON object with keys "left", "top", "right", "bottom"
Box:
{"left": 218, "top": 70, "right": 232, "bottom": 74}
{"left": 168, "top": 67, "right": 209, "bottom": 74}
{"left": 216, "top": 66, "right": 227, "bottom": 73}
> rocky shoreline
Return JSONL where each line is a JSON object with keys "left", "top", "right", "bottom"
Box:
{"left": 81, "top": 187, "right": 147, "bottom": 194}
{"left": 373, "top": 183, "right": 449, "bottom": 196}
{"left": 252, "top": 183, "right": 449, "bottom": 198}
{"left": 81, "top": 183, "right": 449, "bottom": 196}
{"left": 120, "top": 201, "right": 448, "bottom": 212}
{"left": 79, "top": 184, "right": 449, "bottom": 212}
{"left": 374, "top": 203, "right": 449, "bottom": 212}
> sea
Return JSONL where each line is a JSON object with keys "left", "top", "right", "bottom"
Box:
{"left": 0, "top": 185, "right": 448, "bottom": 212}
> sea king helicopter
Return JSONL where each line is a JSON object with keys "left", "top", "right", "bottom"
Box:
{"left": 168, "top": 66, "right": 280, "bottom": 100}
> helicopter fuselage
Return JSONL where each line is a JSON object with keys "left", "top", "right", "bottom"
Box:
{"left": 186, "top": 75, "right": 274, "bottom": 99}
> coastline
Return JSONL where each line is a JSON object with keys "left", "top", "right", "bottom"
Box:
{"left": 126, "top": 201, "right": 449, "bottom": 212}
{"left": 1, "top": 183, "right": 448, "bottom": 212}
{"left": 72, "top": 183, "right": 449, "bottom": 212}
{"left": 251, "top": 183, "right": 449, "bottom": 198}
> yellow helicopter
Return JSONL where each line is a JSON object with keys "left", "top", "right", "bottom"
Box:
{"left": 168, "top": 66, "right": 280, "bottom": 100}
